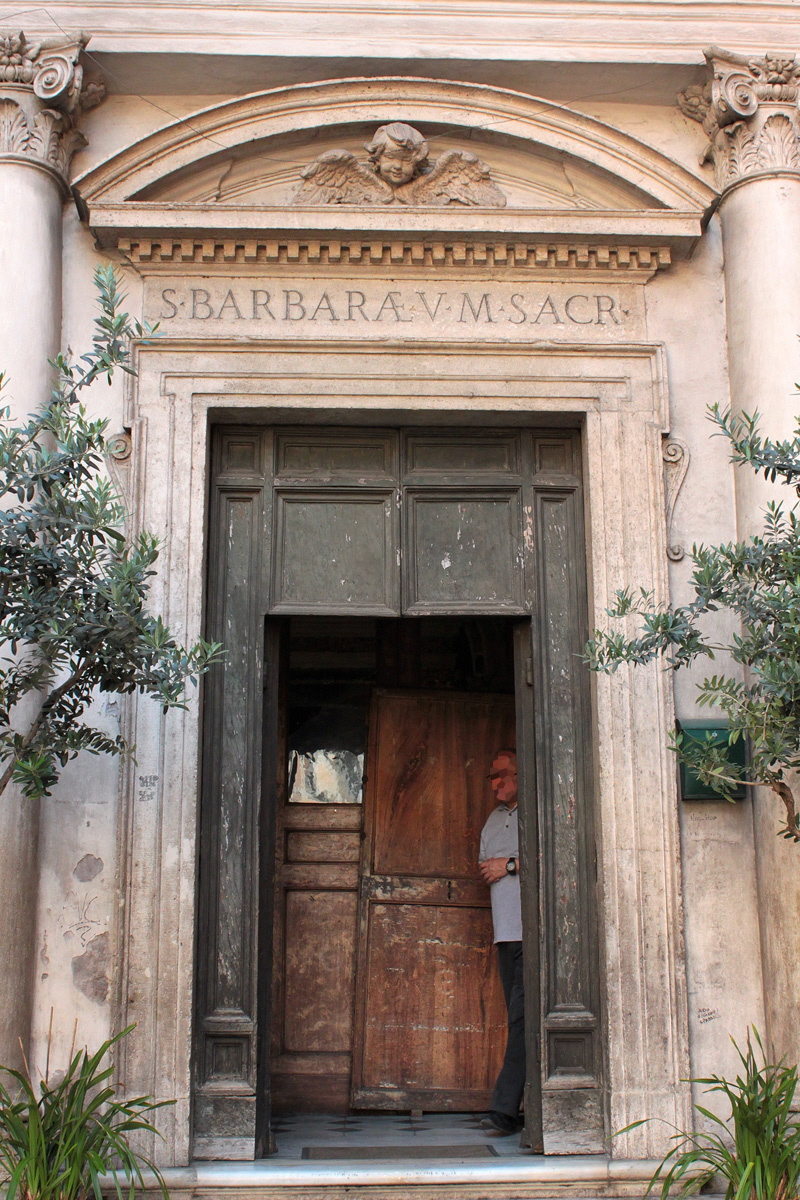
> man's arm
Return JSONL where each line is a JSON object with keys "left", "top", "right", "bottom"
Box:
{"left": 480, "top": 857, "right": 514, "bottom": 884}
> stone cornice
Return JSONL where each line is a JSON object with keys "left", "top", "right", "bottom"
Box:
{"left": 13, "top": 5, "right": 800, "bottom": 67}
{"left": 0, "top": 31, "right": 104, "bottom": 187}
{"left": 679, "top": 45, "right": 800, "bottom": 190}
{"left": 82, "top": 202, "right": 705, "bottom": 271}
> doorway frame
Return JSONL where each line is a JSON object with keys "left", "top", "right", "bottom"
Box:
{"left": 198, "top": 423, "right": 598, "bottom": 1155}
{"left": 110, "top": 339, "right": 691, "bottom": 1167}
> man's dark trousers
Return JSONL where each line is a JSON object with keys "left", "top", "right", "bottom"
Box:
{"left": 491, "top": 940, "right": 525, "bottom": 1118}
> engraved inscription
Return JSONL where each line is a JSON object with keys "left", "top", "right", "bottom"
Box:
{"left": 146, "top": 278, "right": 643, "bottom": 340}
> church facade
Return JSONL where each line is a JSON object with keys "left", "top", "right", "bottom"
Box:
{"left": 2, "top": 5, "right": 800, "bottom": 1193}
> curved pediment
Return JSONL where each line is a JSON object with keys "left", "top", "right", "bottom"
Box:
{"left": 76, "top": 77, "right": 715, "bottom": 215}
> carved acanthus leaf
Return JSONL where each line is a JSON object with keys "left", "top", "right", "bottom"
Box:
{"left": 0, "top": 96, "right": 88, "bottom": 179}
{"left": 758, "top": 113, "right": 800, "bottom": 170}
{"left": 678, "top": 46, "right": 800, "bottom": 190}
{"left": 724, "top": 122, "right": 759, "bottom": 187}
{"left": 52, "top": 122, "right": 87, "bottom": 176}
{"left": 0, "top": 97, "right": 30, "bottom": 154}
{"left": 29, "top": 109, "right": 64, "bottom": 165}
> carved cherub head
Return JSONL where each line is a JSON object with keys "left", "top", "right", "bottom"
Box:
{"left": 364, "top": 122, "right": 429, "bottom": 186}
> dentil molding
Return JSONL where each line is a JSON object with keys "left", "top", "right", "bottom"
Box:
{"left": 0, "top": 31, "right": 104, "bottom": 188}
{"left": 679, "top": 46, "right": 800, "bottom": 192}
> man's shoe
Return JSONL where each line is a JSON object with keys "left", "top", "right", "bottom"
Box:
{"left": 479, "top": 1111, "right": 521, "bottom": 1135}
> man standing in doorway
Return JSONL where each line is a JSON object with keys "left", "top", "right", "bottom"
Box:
{"left": 478, "top": 748, "right": 524, "bottom": 1135}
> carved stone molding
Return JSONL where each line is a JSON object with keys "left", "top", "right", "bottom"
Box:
{"left": 679, "top": 46, "right": 800, "bottom": 191}
{"left": 663, "top": 437, "right": 690, "bottom": 562}
{"left": 115, "top": 235, "right": 672, "bottom": 272}
{"left": 0, "top": 31, "right": 104, "bottom": 186}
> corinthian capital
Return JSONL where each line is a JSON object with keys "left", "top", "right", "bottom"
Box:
{"left": 679, "top": 46, "right": 800, "bottom": 191}
{"left": 0, "top": 31, "right": 105, "bottom": 187}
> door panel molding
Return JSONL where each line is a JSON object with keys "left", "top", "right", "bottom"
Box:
{"left": 272, "top": 489, "right": 400, "bottom": 615}
{"left": 403, "top": 488, "right": 526, "bottom": 614}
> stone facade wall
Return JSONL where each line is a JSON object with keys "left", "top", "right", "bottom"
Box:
{"left": 2, "top": 3, "right": 799, "bottom": 1168}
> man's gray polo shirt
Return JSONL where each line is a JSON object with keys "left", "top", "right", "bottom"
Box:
{"left": 479, "top": 803, "right": 522, "bottom": 943}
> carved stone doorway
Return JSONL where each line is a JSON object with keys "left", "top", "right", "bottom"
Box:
{"left": 193, "top": 423, "right": 601, "bottom": 1159}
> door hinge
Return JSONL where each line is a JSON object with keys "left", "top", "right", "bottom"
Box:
{"left": 525, "top": 657, "right": 533, "bottom": 687}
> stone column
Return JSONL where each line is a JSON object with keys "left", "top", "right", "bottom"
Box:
{"left": 0, "top": 31, "right": 101, "bottom": 1069}
{"left": 680, "top": 49, "right": 800, "bottom": 1069}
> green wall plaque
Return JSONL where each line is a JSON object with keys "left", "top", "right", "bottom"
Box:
{"left": 676, "top": 719, "right": 747, "bottom": 801}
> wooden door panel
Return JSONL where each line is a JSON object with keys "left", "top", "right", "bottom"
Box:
{"left": 404, "top": 491, "right": 525, "bottom": 614}
{"left": 194, "top": 433, "right": 270, "bottom": 1159}
{"left": 352, "top": 689, "right": 514, "bottom": 1110}
{"left": 283, "top": 890, "right": 357, "bottom": 1053}
{"left": 404, "top": 434, "right": 519, "bottom": 478}
{"left": 371, "top": 694, "right": 446, "bottom": 877}
{"left": 362, "top": 875, "right": 487, "bottom": 906}
{"left": 272, "top": 805, "right": 362, "bottom": 1113}
{"left": 529, "top": 437, "right": 603, "bottom": 1152}
{"left": 286, "top": 831, "right": 362, "bottom": 862}
{"left": 275, "top": 432, "right": 396, "bottom": 481}
{"left": 357, "top": 903, "right": 506, "bottom": 1107}
{"left": 371, "top": 693, "right": 515, "bottom": 878}
{"left": 272, "top": 491, "right": 399, "bottom": 615}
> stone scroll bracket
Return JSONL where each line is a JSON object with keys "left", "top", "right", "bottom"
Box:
{"left": 663, "top": 436, "right": 690, "bottom": 562}
{"left": 679, "top": 46, "right": 800, "bottom": 192}
{"left": 0, "top": 31, "right": 105, "bottom": 188}
{"left": 106, "top": 429, "right": 134, "bottom": 523}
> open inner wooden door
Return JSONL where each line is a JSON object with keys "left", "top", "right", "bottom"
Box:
{"left": 351, "top": 689, "right": 514, "bottom": 1111}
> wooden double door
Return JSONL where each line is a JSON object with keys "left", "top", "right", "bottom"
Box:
{"left": 272, "top": 687, "right": 515, "bottom": 1113}
{"left": 194, "top": 425, "right": 602, "bottom": 1158}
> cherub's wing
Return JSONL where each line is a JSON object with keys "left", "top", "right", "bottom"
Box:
{"left": 293, "top": 150, "right": 394, "bottom": 205}
{"left": 398, "top": 149, "right": 506, "bottom": 207}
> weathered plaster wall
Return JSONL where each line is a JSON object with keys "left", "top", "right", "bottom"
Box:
{"left": 74, "top": 96, "right": 234, "bottom": 176}
{"left": 645, "top": 218, "right": 766, "bottom": 1111}
{"left": 30, "top": 732, "right": 120, "bottom": 1073}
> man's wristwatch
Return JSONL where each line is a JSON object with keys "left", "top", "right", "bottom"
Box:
{"left": 505, "top": 857, "right": 517, "bottom": 875}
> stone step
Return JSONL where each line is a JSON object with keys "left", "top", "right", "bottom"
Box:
{"left": 103, "top": 1156, "right": 705, "bottom": 1200}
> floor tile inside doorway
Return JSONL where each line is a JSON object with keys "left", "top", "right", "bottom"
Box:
{"left": 270, "top": 1112, "right": 528, "bottom": 1160}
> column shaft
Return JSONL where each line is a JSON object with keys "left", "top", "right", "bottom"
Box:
{"left": 720, "top": 176, "right": 800, "bottom": 533}
{"left": 0, "top": 29, "right": 99, "bottom": 1070}
{"left": 682, "top": 47, "right": 800, "bottom": 1069}
{"left": 720, "top": 180, "right": 800, "bottom": 1068}
{"left": 0, "top": 164, "right": 62, "bottom": 1073}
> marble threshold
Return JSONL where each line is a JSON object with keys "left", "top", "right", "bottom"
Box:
{"left": 99, "top": 1114, "right": 717, "bottom": 1195}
